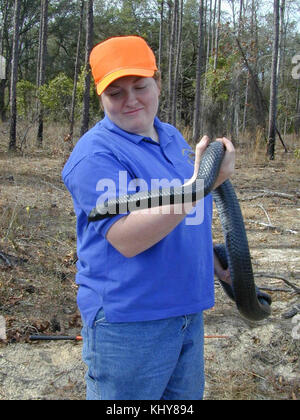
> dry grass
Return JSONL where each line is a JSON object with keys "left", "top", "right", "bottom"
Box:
{"left": 0, "top": 120, "right": 299, "bottom": 400}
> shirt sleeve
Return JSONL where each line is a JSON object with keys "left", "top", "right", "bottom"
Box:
{"left": 70, "top": 152, "right": 134, "bottom": 238}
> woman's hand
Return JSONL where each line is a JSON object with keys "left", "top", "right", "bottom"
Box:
{"left": 214, "top": 137, "right": 235, "bottom": 189}
{"left": 186, "top": 135, "right": 235, "bottom": 189}
{"left": 213, "top": 251, "right": 232, "bottom": 285}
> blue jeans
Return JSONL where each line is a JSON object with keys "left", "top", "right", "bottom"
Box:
{"left": 81, "top": 308, "right": 205, "bottom": 400}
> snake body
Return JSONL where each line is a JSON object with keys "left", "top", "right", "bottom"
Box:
{"left": 88, "top": 141, "right": 271, "bottom": 321}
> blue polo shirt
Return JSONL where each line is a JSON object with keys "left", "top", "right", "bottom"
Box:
{"left": 62, "top": 115, "right": 214, "bottom": 326}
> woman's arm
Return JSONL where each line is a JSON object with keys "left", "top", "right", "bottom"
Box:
{"left": 106, "top": 136, "right": 235, "bottom": 257}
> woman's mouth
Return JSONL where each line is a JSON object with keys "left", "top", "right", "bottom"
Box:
{"left": 124, "top": 108, "right": 144, "bottom": 115}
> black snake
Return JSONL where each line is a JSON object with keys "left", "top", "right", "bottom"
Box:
{"left": 88, "top": 141, "right": 272, "bottom": 321}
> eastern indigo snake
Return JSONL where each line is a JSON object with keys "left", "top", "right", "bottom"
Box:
{"left": 88, "top": 141, "right": 271, "bottom": 321}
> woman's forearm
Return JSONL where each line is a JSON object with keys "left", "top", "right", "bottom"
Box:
{"left": 106, "top": 202, "right": 195, "bottom": 258}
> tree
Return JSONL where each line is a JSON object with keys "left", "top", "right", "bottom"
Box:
{"left": 0, "top": 0, "right": 10, "bottom": 122}
{"left": 167, "top": 0, "right": 178, "bottom": 125}
{"left": 192, "top": 0, "right": 204, "bottom": 143}
{"left": 267, "top": 0, "right": 280, "bottom": 160}
{"left": 213, "top": 0, "right": 221, "bottom": 71}
{"left": 69, "top": 0, "right": 84, "bottom": 142}
{"left": 172, "top": 0, "right": 183, "bottom": 127}
{"left": 158, "top": 0, "right": 164, "bottom": 71}
{"left": 36, "top": 0, "right": 49, "bottom": 147}
{"left": 9, "top": 0, "right": 21, "bottom": 151}
{"left": 80, "top": 0, "right": 94, "bottom": 137}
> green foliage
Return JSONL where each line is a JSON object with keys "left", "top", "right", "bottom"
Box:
{"left": 294, "top": 148, "right": 300, "bottom": 159}
{"left": 37, "top": 69, "right": 99, "bottom": 122}
{"left": 206, "top": 56, "right": 236, "bottom": 103}
{"left": 16, "top": 80, "right": 37, "bottom": 120}
{"left": 39, "top": 73, "right": 73, "bottom": 121}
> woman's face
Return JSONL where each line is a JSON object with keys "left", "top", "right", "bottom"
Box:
{"left": 100, "top": 76, "right": 160, "bottom": 137}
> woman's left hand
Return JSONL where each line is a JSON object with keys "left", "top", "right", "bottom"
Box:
{"left": 213, "top": 251, "right": 232, "bottom": 285}
{"left": 187, "top": 136, "right": 235, "bottom": 189}
{"left": 213, "top": 137, "right": 235, "bottom": 189}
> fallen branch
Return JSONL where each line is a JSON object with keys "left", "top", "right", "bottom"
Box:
{"left": 258, "top": 286, "right": 293, "bottom": 293}
{"left": 240, "top": 189, "right": 298, "bottom": 202}
{"left": 39, "top": 179, "right": 65, "bottom": 193}
{"left": 247, "top": 219, "right": 298, "bottom": 235}
{"left": 254, "top": 203, "right": 272, "bottom": 225}
{"left": 254, "top": 272, "right": 300, "bottom": 293}
{"left": 260, "top": 189, "right": 300, "bottom": 199}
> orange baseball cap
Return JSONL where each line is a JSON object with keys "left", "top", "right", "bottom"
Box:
{"left": 89, "top": 35, "right": 158, "bottom": 96}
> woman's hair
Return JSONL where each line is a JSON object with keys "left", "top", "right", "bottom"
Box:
{"left": 153, "top": 70, "right": 161, "bottom": 91}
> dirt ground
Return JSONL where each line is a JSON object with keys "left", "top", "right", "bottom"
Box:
{"left": 0, "top": 122, "right": 299, "bottom": 400}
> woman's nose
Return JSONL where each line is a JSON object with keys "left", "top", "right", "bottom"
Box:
{"left": 125, "top": 89, "right": 139, "bottom": 106}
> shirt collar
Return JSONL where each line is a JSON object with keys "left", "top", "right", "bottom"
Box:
{"left": 100, "top": 115, "right": 174, "bottom": 148}
{"left": 101, "top": 115, "right": 144, "bottom": 144}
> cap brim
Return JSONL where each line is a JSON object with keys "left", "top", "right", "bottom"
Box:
{"left": 96, "top": 68, "right": 155, "bottom": 96}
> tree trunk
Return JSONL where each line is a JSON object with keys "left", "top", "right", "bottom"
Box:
{"left": 276, "top": 0, "right": 285, "bottom": 84}
{"left": 80, "top": 0, "right": 94, "bottom": 137}
{"left": 167, "top": 0, "right": 178, "bottom": 125}
{"left": 242, "top": 71, "right": 249, "bottom": 134}
{"left": 36, "top": 0, "right": 48, "bottom": 147}
{"left": 231, "top": 0, "right": 244, "bottom": 142}
{"left": 158, "top": 0, "right": 164, "bottom": 71}
{"left": 36, "top": 2, "right": 43, "bottom": 89}
{"left": 0, "top": 0, "right": 8, "bottom": 122}
{"left": 192, "top": 0, "right": 204, "bottom": 143}
{"left": 69, "top": 0, "right": 84, "bottom": 142}
{"left": 172, "top": 0, "right": 183, "bottom": 127}
{"left": 267, "top": 0, "right": 280, "bottom": 160}
{"left": 213, "top": 0, "right": 221, "bottom": 71}
{"left": 9, "top": 0, "right": 21, "bottom": 151}
{"left": 202, "top": 0, "right": 212, "bottom": 114}
{"left": 211, "top": 0, "right": 217, "bottom": 57}
{"left": 295, "top": 82, "right": 300, "bottom": 135}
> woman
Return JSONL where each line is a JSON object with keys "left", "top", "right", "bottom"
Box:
{"left": 62, "top": 35, "right": 235, "bottom": 400}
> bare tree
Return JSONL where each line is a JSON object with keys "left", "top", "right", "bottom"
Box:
{"left": 9, "top": 0, "right": 21, "bottom": 151}
{"left": 295, "top": 81, "right": 300, "bottom": 135}
{"left": 158, "top": 0, "right": 164, "bottom": 71}
{"left": 277, "top": 0, "right": 285, "bottom": 84}
{"left": 213, "top": 0, "right": 221, "bottom": 71}
{"left": 172, "top": 0, "right": 183, "bottom": 127}
{"left": 0, "top": 0, "right": 9, "bottom": 122}
{"left": 36, "top": 0, "right": 48, "bottom": 147}
{"left": 192, "top": 0, "right": 204, "bottom": 143}
{"left": 80, "top": 0, "right": 94, "bottom": 137}
{"left": 69, "top": 0, "right": 84, "bottom": 143}
{"left": 167, "top": 0, "right": 178, "bottom": 125}
{"left": 267, "top": 0, "right": 280, "bottom": 160}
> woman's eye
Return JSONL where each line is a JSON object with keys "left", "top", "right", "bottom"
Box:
{"left": 109, "top": 91, "right": 121, "bottom": 97}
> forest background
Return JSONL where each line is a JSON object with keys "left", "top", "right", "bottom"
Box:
{"left": 1, "top": 0, "right": 300, "bottom": 159}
